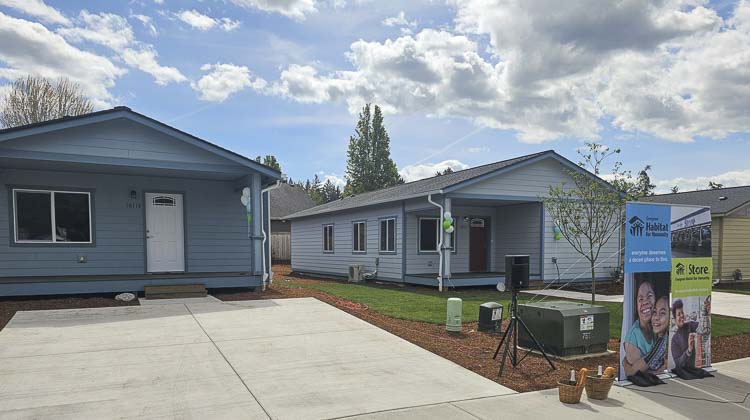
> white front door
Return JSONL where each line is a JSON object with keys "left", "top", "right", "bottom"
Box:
{"left": 145, "top": 193, "right": 185, "bottom": 273}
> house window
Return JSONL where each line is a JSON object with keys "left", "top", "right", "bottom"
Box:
{"left": 353, "top": 221, "right": 366, "bottom": 253}
{"left": 13, "top": 189, "right": 92, "bottom": 244}
{"left": 152, "top": 196, "right": 176, "bottom": 206}
{"left": 418, "top": 217, "right": 455, "bottom": 253}
{"left": 323, "top": 224, "right": 334, "bottom": 252}
{"left": 379, "top": 218, "right": 396, "bottom": 253}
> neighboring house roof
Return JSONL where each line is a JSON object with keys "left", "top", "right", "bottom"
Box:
{"left": 287, "top": 150, "right": 604, "bottom": 219}
{"left": 641, "top": 185, "right": 750, "bottom": 216}
{"left": 270, "top": 183, "right": 316, "bottom": 220}
{"left": 0, "top": 106, "right": 281, "bottom": 180}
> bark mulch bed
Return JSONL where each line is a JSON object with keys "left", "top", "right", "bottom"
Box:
{"left": 213, "top": 267, "right": 750, "bottom": 392}
{"left": 0, "top": 294, "right": 139, "bottom": 330}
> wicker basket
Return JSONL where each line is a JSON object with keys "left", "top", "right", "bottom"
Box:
{"left": 584, "top": 375, "right": 615, "bottom": 400}
{"left": 557, "top": 381, "right": 585, "bottom": 404}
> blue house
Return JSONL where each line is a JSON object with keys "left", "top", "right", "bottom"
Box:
{"left": 0, "top": 107, "right": 280, "bottom": 296}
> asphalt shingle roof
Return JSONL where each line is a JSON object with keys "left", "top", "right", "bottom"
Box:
{"left": 270, "top": 183, "right": 316, "bottom": 220}
{"left": 286, "top": 150, "right": 554, "bottom": 219}
{"left": 641, "top": 185, "right": 750, "bottom": 215}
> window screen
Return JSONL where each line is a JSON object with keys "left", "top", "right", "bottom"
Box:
{"left": 379, "top": 218, "right": 395, "bottom": 252}
{"left": 353, "top": 221, "right": 366, "bottom": 252}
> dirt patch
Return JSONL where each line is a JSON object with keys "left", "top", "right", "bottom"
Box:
{"left": 0, "top": 294, "right": 139, "bottom": 330}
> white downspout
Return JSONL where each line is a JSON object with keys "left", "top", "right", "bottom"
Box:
{"left": 427, "top": 194, "right": 444, "bottom": 292}
{"left": 261, "top": 181, "right": 281, "bottom": 290}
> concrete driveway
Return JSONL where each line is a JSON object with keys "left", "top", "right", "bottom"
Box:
{"left": 0, "top": 297, "right": 513, "bottom": 419}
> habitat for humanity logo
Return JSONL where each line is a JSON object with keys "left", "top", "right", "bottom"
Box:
{"left": 676, "top": 262, "right": 685, "bottom": 275}
{"left": 629, "top": 215, "right": 669, "bottom": 238}
{"left": 629, "top": 216, "right": 645, "bottom": 236}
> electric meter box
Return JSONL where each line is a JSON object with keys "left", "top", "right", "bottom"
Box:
{"left": 517, "top": 301, "right": 609, "bottom": 357}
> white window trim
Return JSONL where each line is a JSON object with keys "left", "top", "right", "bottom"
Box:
{"left": 12, "top": 188, "right": 93, "bottom": 244}
{"left": 418, "top": 216, "right": 456, "bottom": 254}
{"left": 379, "top": 218, "right": 396, "bottom": 253}
{"left": 353, "top": 221, "right": 367, "bottom": 253}
{"left": 323, "top": 224, "right": 334, "bottom": 253}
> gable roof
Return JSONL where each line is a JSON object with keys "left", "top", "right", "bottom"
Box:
{"left": 641, "top": 185, "right": 750, "bottom": 216}
{"left": 286, "top": 150, "right": 603, "bottom": 219}
{"left": 270, "top": 183, "right": 316, "bottom": 220}
{"left": 0, "top": 106, "right": 281, "bottom": 179}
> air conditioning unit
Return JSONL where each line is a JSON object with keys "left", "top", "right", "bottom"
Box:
{"left": 348, "top": 265, "right": 364, "bottom": 282}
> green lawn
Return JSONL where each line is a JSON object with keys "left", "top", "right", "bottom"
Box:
{"left": 281, "top": 280, "right": 750, "bottom": 339}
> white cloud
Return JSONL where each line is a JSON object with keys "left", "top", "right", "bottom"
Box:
{"left": 227, "top": 0, "right": 316, "bottom": 20}
{"left": 399, "top": 159, "right": 470, "bottom": 182}
{"left": 320, "top": 173, "right": 346, "bottom": 188}
{"left": 0, "top": 0, "right": 69, "bottom": 25}
{"left": 265, "top": 1, "right": 750, "bottom": 143}
{"left": 176, "top": 9, "right": 240, "bottom": 32}
{"left": 466, "top": 146, "right": 489, "bottom": 153}
{"left": 382, "top": 11, "right": 416, "bottom": 29}
{"left": 58, "top": 11, "right": 134, "bottom": 51}
{"left": 0, "top": 12, "right": 124, "bottom": 107}
{"left": 655, "top": 169, "right": 750, "bottom": 193}
{"left": 121, "top": 47, "right": 187, "bottom": 85}
{"left": 132, "top": 14, "right": 158, "bottom": 37}
{"left": 192, "top": 63, "right": 267, "bottom": 102}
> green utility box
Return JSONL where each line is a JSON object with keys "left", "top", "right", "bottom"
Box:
{"left": 518, "top": 301, "right": 609, "bottom": 357}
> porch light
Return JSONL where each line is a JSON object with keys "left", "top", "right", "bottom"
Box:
{"left": 129, "top": 190, "right": 137, "bottom": 200}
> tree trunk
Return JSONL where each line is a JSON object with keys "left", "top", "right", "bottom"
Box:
{"left": 590, "top": 260, "right": 596, "bottom": 305}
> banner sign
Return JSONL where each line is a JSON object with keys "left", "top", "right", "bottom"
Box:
{"left": 619, "top": 203, "right": 712, "bottom": 381}
{"left": 624, "top": 203, "right": 671, "bottom": 273}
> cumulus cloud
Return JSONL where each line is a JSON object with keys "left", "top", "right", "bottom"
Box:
{"left": 175, "top": 10, "right": 240, "bottom": 32}
{"left": 227, "top": 0, "right": 316, "bottom": 20}
{"left": 382, "top": 11, "right": 416, "bottom": 34}
{"left": 0, "top": 0, "right": 69, "bottom": 25}
{"left": 264, "top": 1, "right": 750, "bottom": 143}
{"left": 0, "top": 12, "right": 124, "bottom": 107}
{"left": 58, "top": 11, "right": 134, "bottom": 51}
{"left": 655, "top": 169, "right": 750, "bottom": 193}
{"left": 192, "top": 63, "right": 267, "bottom": 102}
{"left": 399, "top": 159, "right": 470, "bottom": 182}
{"left": 319, "top": 172, "right": 346, "bottom": 188}
{"left": 121, "top": 47, "right": 188, "bottom": 85}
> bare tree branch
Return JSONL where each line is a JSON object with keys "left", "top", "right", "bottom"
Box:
{"left": 1, "top": 76, "right": 94, "bottom": 128}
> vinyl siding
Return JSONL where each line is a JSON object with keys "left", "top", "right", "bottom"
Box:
{"left": 494, "top": 203, "right": 542, "bottom": 275}
{"left": 0, "top": 169, "right": 253, "bottom": 278}
{"left": 457, "top": 158, "right": 579, "bottom": 197}
{"left": 0, "top": 119, "right": 237, "bottom": 167}
{"left": 719, "top": 216, "right": 750, "bottom": 281}
{"left": 291, "top": 204, "right": 403, "bottom": 280}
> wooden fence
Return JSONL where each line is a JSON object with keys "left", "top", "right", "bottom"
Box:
{"left": 271, "top": 232, "right": 291, "bottom": 262}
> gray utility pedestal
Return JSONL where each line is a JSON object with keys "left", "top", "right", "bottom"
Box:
{"left": 517, "top": 301, "right": 609, "bottom": 357}
{"left": 478, "top": 302, "right": 503, "bottom": 332}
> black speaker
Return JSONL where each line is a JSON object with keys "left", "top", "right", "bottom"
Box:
{"left": 506, "top": 255, "right": 530, "bottom": 290}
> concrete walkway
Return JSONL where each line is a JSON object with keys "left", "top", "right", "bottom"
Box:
{"left": 0, "top": 297, "right": 513, "bottom": 419}
{"left": 521, "top": 289, "right": 750, "bottom": 319}
{"left": 344, "top": 357, "right": 750, "bottom": 419}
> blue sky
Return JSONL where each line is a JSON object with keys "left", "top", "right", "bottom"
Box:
{"left": 1, "top": 0, "right": 749, "bottom": 192}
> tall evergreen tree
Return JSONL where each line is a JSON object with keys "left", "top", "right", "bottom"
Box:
{"left": 344, "top": 104, "right": 402, "bottom": 195}
{"left": 255, "top": 155, "right": 281, "bottom": 172}
{"left": 320, "top": 179, "right": 342, "bottom": 203}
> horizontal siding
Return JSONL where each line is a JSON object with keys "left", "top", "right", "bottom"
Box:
{"left": 494, "top": 203, "right": 542, "bottom": 275}
{"left": 0, "top": 169, "right": 255, "bottom": 278}
{"left": 720, "top": 217, "right": 750, "bottom": 280}
{"left": 0, "top": 119, "right": 238, "bottom": 167}
{"left": 543, "top": 205, "right": 620, "bottom": 282}
{"left": 291, "top": 204, "right": 403, "bottom": 280}
{"left": 458, "top": 158, "right": 578, "bottom": 197}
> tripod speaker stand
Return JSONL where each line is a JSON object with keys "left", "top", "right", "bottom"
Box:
{"left": 493, "top": 287, "right": 556, "bottom": 376}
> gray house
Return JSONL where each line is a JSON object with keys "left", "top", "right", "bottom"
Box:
{"left": 0, "top": 107, "right": 280, "bottom": 296}
{"left": 269, "top": 183, "right": 315, "bottom": 261}
{"left": 287, "top": 150, "right": 621, "bottom": 289}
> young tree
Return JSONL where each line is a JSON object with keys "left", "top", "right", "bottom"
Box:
{"left": 634, "top": 165, "right": 655, "bottom": 197}
{"left": 0, "top": 76, "right": 94, "bottom": 128}
{"left": 344, "top": 104, "right": 403, "bottom": 195}
{"left": 708, "top": 181, "right": 723, "bottom": 190}
{"left": 542, "top": 143, "right": 627, "bottom": 304}
{"left": 255, "top": 155, "right": 281, "bottom": 172}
